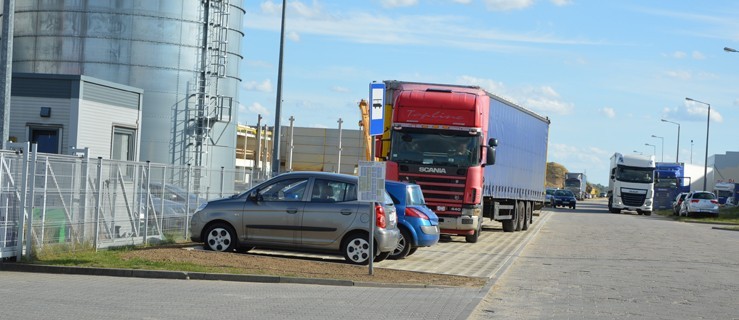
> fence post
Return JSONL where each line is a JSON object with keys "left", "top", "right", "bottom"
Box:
{"left": 93, "top": 157, "right": 103, "bottom": 251}
{"left": 40, "top": 156, "right": 50, "bottom": 246}
{"left": 220, "top": 166, "right": 225, "bottom": 198}
{"left": 11, "top": 142, "right": 29, "bottom": 261}
{"left": 25, "top": 144, "right": 38, "bottom": 256}
{"left": 144, "top": 161, "right": 151, "bottom": 245}
{"left": 185, "top": 164, "right": 192, "bottom": 240}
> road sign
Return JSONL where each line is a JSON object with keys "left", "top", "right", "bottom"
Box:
{"left": 357, "top": 161, "right": 386, "bottom": 202}
{"left": 369, "top": 82, "right": 385, "bottom": 136}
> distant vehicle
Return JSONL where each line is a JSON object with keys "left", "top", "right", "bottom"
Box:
{"left": 545, "top": 188, "right": 557, "bottom": 207}
{"left": 672, "top": 192, "right": 688, "bottom": 216}
{"left": 680, "top": 191, "right": 719, "bottom": 217}
{"left": 653, "top": 162, "right": 690, "bottom": 211}
{"left": 189, "top": 171, "right": 400, "bottom": 265}
{"left": 599, "top": 192, "right": 607, "bottom": 198}
{"left": 385, "top": 181, "right": 440, "bottom": 260}
{"left": 608, "top": 153, "right": 655, "bottom": 215}
{"left": 565, "top": 172, "right": 587, "bottom": 200}
{"left": 713, "top": 182, "right": 739, "bottom": 205}
{"left": 552, "top": 189, "right": 577, "bottom": 209}
{"left": 140, "top": 183, "right": 206, "bottom": 230}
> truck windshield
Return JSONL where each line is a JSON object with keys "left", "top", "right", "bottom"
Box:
{"left": 389, "top": 130, "right": 480, "bottom": 167}
{"left": 616, "top": 165, "right": 654, "bottom": 183}
{"left": 564, "top": 179, "right": 581, "bottom": 188}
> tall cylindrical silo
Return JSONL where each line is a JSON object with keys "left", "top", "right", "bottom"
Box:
{"left": 7, "top": 0, "right": 244, "bottom": 192}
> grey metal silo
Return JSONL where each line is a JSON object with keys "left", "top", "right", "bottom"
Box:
{"left": 7, "top": 0, "right": 244, "bottom": 192}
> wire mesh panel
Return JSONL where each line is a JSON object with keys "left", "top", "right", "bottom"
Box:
{"left": 0, "top": 151, "right": 24, "bottom": 259}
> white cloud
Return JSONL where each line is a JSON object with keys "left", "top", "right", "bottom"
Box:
{"left": 287, "top": 31, "right": 300, "bottom": 42}
{"left": 457, "top": 75, "right": 573, "bottom": 115}
{"left": 260, "top": 1, "right": 280, "bottom": 14}
{"left": 692, "top": 51, "right": 705, "bottom": 60}
{"left": 483, "top": 0, "right": 534, "bottom": 11}
{"left": 662, "top": 101, "right": 723, "bottom": 123}
{"left": 452, "top": 0, "right": 472, "bottom": 4}
{"left": 247, "top": 102, "right": 271, "bottom": 116}
{"left": 260, "top": 0, "right": 322, "bottom": 17}
{"left": 550, "top": 0, "right": 573, "bottom": 6}
{"left": 549, "top": 143, "right": 609, "bottom": 173}
{"left": 381, "top": 0, "right": 419, "bottom": 8}
{"left": 672, "top": 51, "right": 686, "bottom": 59}
{"left": 664, "top": 70, "right": 691, "bottom": 80}
{"left": 243, "top": 79, "right": 273, "bottom": 92}
{"left": 331, "top": 86, "right": 351, "bottom": 93}
{"left": 601, "top": 107, "right": 615, "bottom": 118}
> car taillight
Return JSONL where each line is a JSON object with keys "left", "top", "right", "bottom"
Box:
{"left": 405, "top": 207, "right": 429, "bottom": 220}
{"left": 375, "top": 204, "right": 386, "bottom": 229}
{"left": 691, "top": 199, "right": 699, "bottom": 203}
{"left": 710, "top": 200, "right": 719, "bottom": 204}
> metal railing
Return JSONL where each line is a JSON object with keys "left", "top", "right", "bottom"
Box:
{"left": 0, "top": 143, "right": 258, "bottom": 261}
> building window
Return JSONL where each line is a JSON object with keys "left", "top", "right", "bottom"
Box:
{"left": 112, "top": 126, "right": 136, "bottom": 161}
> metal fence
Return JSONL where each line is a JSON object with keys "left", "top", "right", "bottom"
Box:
{"left": 0, "top": 143, "right": 260, "bottom": 261}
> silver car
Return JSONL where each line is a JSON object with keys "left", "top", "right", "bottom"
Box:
{"left": 679, "top": 191, "right": 719, "bottom": 217}
{"left": 190, "top": 171, "right": 400, "bottom": 265}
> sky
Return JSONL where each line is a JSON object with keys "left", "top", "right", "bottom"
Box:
{"left": 238, "top": 0, "right": 739, "bottom": 186}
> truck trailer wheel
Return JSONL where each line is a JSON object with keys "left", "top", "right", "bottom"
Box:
{"left": 502, "top": 206, "right": 517, "bottom": 233}
{"left": 522, "top": 202, "right": 531, "bottom": 231}
{"left": 515, "top": 201, "right": 524, "bottom": 232}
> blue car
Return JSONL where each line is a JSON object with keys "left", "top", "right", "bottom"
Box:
{"left": 553, "top": 189, "right": 577, "bottom": 209}
{"left": 385, "top": 181, "right": 440, "bottom": 260}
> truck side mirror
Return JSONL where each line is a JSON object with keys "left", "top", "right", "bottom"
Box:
{"left": 488, "top": 138, "right": 498, "bottom": 147}
{"left": 486, "top": 146, "right": 496, "bottom": 165}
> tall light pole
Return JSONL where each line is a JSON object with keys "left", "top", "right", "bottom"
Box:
{"left": 661, "top": 119, "right": 680, "bottom": 163}
{"left": 645, "top": 143, "right": 656, "bottom": 158}
{"left": 724, "top": 47, "right": 738, "bottom": 53}
{"left": 651, "top": 135, "right": 664, "bottom": 162}
{"left": 690, "top": 140, "right": 694, "bottom": 164}
{"left": 685, "top": 97, "right": 710, "bottom": 190}
{"left": 271, "top": 0, "right": 287, "bottom": 176}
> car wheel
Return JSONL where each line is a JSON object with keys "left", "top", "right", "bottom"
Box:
{"left": 644, "top": 211, "right": 652, "bottom": 216}
{"left": 390, "top": 228, "right": 413, "bottom": 260}
{"left": 407, "top": 247, "right": 419, "bottom": 256}
{"left": 342, "top": 233, "right": 372, "bottom": 265}
{"left": 203, "top": 223, "right": 237, "bottom": 252}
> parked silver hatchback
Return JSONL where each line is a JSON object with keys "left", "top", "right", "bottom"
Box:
{"left": 190, "top": 171, "right": 400, "bottom": 264}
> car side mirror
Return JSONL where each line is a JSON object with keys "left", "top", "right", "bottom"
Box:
{"left": 248, "top": 190, "right": 261, "bottom": 202}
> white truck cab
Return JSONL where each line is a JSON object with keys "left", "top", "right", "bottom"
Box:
{"left": 608, "top": 153, "right": 655, "bottom": 215}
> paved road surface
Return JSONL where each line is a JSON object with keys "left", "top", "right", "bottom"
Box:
{"left": 470, "top": 199, "right": 739, "bottom": 319}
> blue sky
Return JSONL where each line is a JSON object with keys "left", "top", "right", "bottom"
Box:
{"left": 238, "top": 0, "right": 739, "bottom": 185}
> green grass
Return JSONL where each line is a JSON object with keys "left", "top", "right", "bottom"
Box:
{"left": 28, "top": 245, "right": 252, "bottom": 275}
{"left": 654, "top": 206, "right": 739, "bottom": 225}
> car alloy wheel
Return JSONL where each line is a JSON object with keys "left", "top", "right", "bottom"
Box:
{"left": 391, "top": 228, "right": 412, "bottom": 259}
{"left": 204, "top": 223, "right": 236, "bottom": 252}
{"left": 343, "top": 234, "right": 371, "bottom": 265}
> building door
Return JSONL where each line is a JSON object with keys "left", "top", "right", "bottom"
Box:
{"left": 30, "top": 128, "right": 60, "bottom": 154}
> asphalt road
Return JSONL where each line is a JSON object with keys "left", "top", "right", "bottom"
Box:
{"left": 470, "top": 198, "right": 739, "bottom": 319}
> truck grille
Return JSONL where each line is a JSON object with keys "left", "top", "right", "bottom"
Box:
{"left": 398, "top": 172, "right": 465, "bottom": 214}
{"left": 622, "top": 192, "right": 646, "bottom": 207}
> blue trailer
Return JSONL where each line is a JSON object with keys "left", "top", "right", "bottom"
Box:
{"left": 654, "top": 162, "right": 690, "bottom": 210}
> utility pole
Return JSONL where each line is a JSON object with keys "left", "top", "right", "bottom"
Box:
{"left": 271, "top": 0, "right": 287, "bottom": 176}
{"left": 1, "top": 0, "right": 16, "bottom": 149}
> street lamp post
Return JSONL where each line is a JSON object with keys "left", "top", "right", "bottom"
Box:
{"left": 651, "top": 135, "right": 664, "bottom": 162}
{"left": 645, "top": 143, "right": 656, "bottom": 158}
{"left": 690, "top": 140, "right": 694, "bottom": 164}
{"left": 660, "top": 119, "right": 680, "bottom": 163}
{"left": 724, "top": 47, "right": 738, "bottom": 53}
{"left": 685, "top": 97, "right": 711, "bottom": 190}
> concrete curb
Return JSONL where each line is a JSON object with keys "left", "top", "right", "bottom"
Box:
{"left": 0, "top": 262, "right": 433, "bottom": 289}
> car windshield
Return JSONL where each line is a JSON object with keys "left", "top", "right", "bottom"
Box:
{"left": 555, "top": 190, "right": 574, "bottom": 197}
{"left": 564, "top": 179, "right": 581, "bottom": 188}
{"left": 389, "top": 129, "right": 481, "bottom": 167}
{"left": 546, "top": 189, "right": 555, "bottom": 195}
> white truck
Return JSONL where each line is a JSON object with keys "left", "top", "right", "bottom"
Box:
{"left": 607, "top": 153, "right": 656, "bottom": 215}
{"left": 565, "top": 172, "right": 588, "bottom": 200}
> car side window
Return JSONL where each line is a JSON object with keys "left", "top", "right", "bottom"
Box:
{"left": 258, "top": 178, "right": 308, "bottom": 202}
{"left": 311, "top": 179, "right": 356, "bottom": 203}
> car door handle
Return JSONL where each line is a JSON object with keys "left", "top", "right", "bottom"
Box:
{"left": 340, "top": 209, "right": 353, "bottom": 215}
{"left": 286, "top": 208, "right": 298, "bottom": 214}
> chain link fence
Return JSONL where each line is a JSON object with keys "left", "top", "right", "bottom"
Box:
{"left": 0, "top": 143, "right": 259, "bottom": 260}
